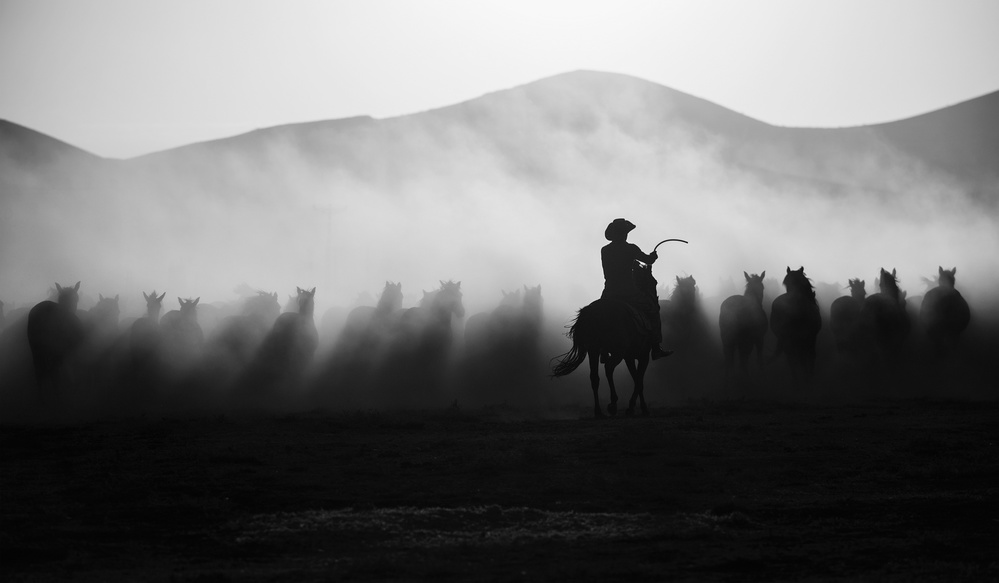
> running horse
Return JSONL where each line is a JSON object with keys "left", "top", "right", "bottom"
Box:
{"left": 552, "top": 262, "right": 658, "bottom": 418}
{"left": 770, "top": 267, "right": 822, "bottom": 384}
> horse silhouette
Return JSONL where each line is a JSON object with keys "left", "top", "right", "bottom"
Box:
{"left": 160, "top": 297, "right": 204, "bottom": 368}
{"left": 131, "top": 291, "right": 166, "bottom": 334}
{"left": 27, "top": 281, "right": 84, "bottom": 394}
{"left": 464, "top": 286, "right": 542, "bottom": 354}
{"left": 339, "top": 281, "right": 404, "bottom": 356}
{"left": 378, "top": 280, "right": 465, "bottom": 406}
{"left": 77, "top": 293, "right": 123, "bottom": 390}
{"left": 829, "top": 279, "right": 867, "bottom": 361}
{"left": 552, "top": 262, "right": 658, "bottom": 418}
{"left": 770, "top": 267, "right": 822, "bottom": 384}
{"left": 919, "top": 267, "right": 970, "bottom": 355}
{"left": 82, "top": 294, "right": 121, "bottom": 341}
{"left": 128, "top": 290, "right": 167, "bottom": 396}
{"left": 461, "top": 285, "right": 545, "bottom": 406}
{"left": 315, "top": 282, "right": 406, "bottom": 406}
{"left": 861, "top": 268, "right": 910, "bottom": 365}
{"left": 205, "top": 291, "right": 280, "bottom": 373}
{"left": 240, "top": 286, "right": 319, "bottom": 404}
{"left": 719, "top": 271, "right": 767, "bottom": 381}
{"left": 660, "top": 275, "right": 701, "bottom": 350}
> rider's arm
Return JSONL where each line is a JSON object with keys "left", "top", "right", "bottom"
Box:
{"left": 631, "top": 244, "right": 658, "bottom": 264}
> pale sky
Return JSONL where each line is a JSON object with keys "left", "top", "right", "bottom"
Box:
{"left": 1, "top": 0, "right": 997, "bottom": 159}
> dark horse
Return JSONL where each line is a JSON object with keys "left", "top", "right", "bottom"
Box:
{"left": 461, "top": 285, "right": 545, "bottom": 406}
{"left": 240, "top": 287, "right": 319, "bottom": 404}
{"left": 660, "top": 275, "right": 702, "bottom": 351}
{"left": 919, "top": 267, "right": 970, "bottom": 355}
{"left": 552, "top": 262, "right": 657, "bottom": 418}
{"left": 719, "top": 271, "right": 767, "bottom": 381}
{"left": 861, "top": 268, "right": 910, "bottom": 365}
{"left": 830, "top": 278, "right": 867, "bottom": 361}
{"left": 27, "top": 281, "right": 84, "bottom": 394}
{"left": 770, "top": 267, "right": 822, "bottom": 384}
{"left": 380, "top": 280, "right": 465, "bottom": 406}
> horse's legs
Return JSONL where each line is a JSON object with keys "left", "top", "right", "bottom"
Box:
{"left": 625, "top": 354, "right": 650, "bottom": 416}
{"left": 587, "top": 350, "right": 603, "bottom": 418}
{"left": 624, "top": 357, "right": 639, "bottom": 414}
{"left": 638, "top": 354, "right": 650, "bottom": 415}
{"left": 604, "top": 357, "right": 621, "bottom": 416}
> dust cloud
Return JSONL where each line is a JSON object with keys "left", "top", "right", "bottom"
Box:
{"left": 1, "top": 75, "right": 997, "bottom": 421}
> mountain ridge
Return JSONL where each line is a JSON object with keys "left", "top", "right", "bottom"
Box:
{"left": 3, "top": 70, "right": 997, "bottom": 162}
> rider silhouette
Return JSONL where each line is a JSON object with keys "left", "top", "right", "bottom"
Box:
{"left": 601, "top": 218, "right": 672, "bottom": 360}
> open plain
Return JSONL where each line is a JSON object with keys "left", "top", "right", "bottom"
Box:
{"left": 2, "top": 398, "right": 996, "bottom": 582}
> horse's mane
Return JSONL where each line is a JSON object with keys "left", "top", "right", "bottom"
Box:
{"left": 878, "top": 269, "right": 900, "bottom": 297}
{"left": 783, "top": 269, "right": 816, "bottom": 300}
{"left": 669, "top": 276, "right": 696, "bottom": 302}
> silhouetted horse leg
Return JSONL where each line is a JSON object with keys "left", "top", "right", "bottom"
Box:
{"left": 625, "top": 354, "right": 650, "bottom": 416}
{"left": 605, "top": 356, "right": 622, "bottom": 416}
{"left": 587, "top": 349, "right": 603, "bottom": 418}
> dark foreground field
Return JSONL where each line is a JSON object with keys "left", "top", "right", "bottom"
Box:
{"left": 2, "top": 400, "right": 996, "bottom": 582}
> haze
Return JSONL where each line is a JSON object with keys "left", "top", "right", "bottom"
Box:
{"left": 1, "top": 0, "right": 998, "bottom": 158}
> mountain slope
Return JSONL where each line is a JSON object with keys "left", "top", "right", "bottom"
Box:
{"left": 1, "top": 71, "right": 997, "bottom": 307}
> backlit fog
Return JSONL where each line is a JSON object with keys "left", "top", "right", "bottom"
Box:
{"left": 1, "top": 72, "right": 996, "bottom": 417}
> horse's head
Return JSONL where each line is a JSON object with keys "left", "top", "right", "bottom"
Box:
{"left": 877, "top": 268, "right": 901, "bottom": 299}
{"left": 435, "top": 280, "right": 465, "bottom": 319}
{"left": 523, "top": 284, "right": 543, "bottom": 309}
{"left": 847, "top": 279, "right": 866, "bottom": 300}
{"left": 294, "top": 286, "right": 316, "bottom": 315}
{"left": 743, "top": 271, "right": 765, "bottom": 299}
{"left": 55, "top": 281, "right": 81, "bottom": 312}
{"left": 243, "top": 291, "right": 280, "bottom": 323}
{"left": 782, "top": 267, "right": 815, "bottom": 298}
{"left": 671, "top": 275, "right": 697, "bottom": 303}
{"left": 92, "top": 293, "right": 121, "bottom": 324}
{"left": 937, "top": 266, "right": 957, "bottom": 288}
{"left": 178, "top": 297, "right": 200, "bottom": 318}
{"left": 500, "top": 288, "right": 522, "bottom": 307}
{"left": 378, "top": 281, "right": 403, "bottom": 312}
{"left": 143, "top": 290, "right": 166, "bottom": 315}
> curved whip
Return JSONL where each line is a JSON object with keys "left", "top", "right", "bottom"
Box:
{"left": 653, "top": 238, "right": 689, "bottom": 253}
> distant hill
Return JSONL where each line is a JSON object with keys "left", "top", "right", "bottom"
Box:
{"left": 2, "top": 70, "right": 997, "bottom": 307}
{"left": 123, "top": 70, "right": 999, "bottom": 203}
{"left": 0, "top": 119, "right": 101, "bottom": 169}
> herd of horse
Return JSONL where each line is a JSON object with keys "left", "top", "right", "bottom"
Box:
{"left": 552, "top": 265, "right": 972, "bottom": 417}
{"left": 0, "top": 263, "right": 974, "bottom": 418}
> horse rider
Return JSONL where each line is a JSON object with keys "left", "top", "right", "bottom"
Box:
{"left": 601, "top": 218, "right": 672, "bottom": 360}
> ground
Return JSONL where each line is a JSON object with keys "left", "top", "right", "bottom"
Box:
{"left": 2, "top": 399, "right": 996, "bottom": 582}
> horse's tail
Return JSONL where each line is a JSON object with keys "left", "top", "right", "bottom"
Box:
{"left": 551, "top": 309, "right": 589, "bottom": 377}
